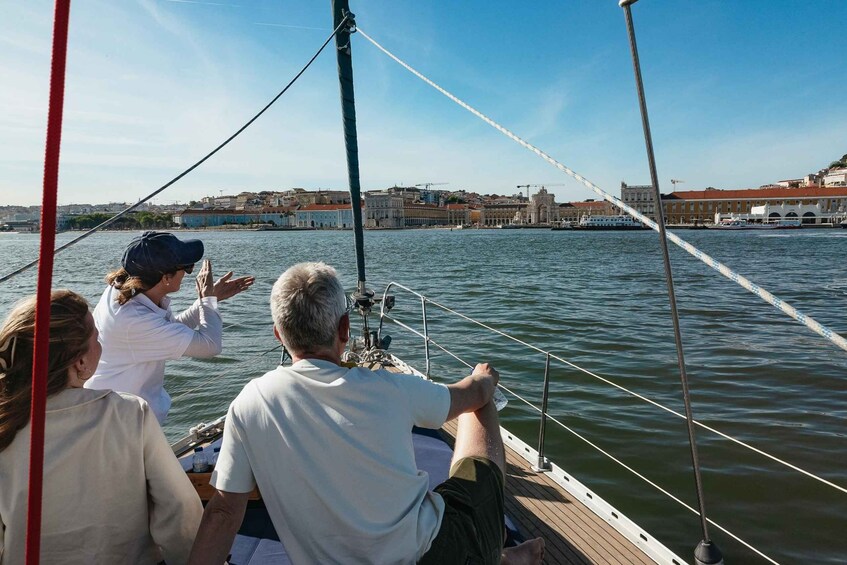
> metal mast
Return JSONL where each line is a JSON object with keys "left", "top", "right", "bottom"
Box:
{"left": 332, "top": 0, "right": 381, "bottom": 348}
{"left": 618, "top": 1, "right": 723, "bottom": 564}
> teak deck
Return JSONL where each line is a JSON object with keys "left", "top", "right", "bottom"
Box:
{"left": 440, "top": 419, "right": 654, "bottom": 565}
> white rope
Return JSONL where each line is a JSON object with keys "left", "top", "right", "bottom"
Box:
{"left": 356, "top": 27, "right": 847, "bottom": 355}
{"left": 383, "top": 294, "right": 847, "bottom": 495}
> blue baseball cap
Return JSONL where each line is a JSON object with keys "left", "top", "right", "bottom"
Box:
{"left": 122, "top": 231, "right": 204, "bottom": 277}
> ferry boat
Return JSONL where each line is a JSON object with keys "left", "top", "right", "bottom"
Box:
{"left": 575, "top": 214, "right": 648, "bottom": 230}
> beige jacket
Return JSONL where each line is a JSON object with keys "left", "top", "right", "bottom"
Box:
{"left": 0, "top": 388, "right": 202, "bottom": 564}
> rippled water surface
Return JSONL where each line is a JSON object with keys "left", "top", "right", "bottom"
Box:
{"left": 1, "top": 228, "right": 845, "bottom": 564}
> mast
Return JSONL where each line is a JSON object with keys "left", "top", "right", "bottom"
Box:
{"left": 332, "top": 0, "right": 376, "bottom": 346}
{"left": 332, "top": 1, "right": 365, "bottom": 288}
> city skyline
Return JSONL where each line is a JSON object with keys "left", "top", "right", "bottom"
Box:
{"left": 1, "top": 1, "right": 845, "bottom": 206}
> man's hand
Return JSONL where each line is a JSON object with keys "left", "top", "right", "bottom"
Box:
{"left": 195, "top": 259, "right": 255, "bottom": 301}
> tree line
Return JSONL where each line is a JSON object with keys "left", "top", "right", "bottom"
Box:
{"left": 64, "top": 212, "right": 176, "bottom": 230}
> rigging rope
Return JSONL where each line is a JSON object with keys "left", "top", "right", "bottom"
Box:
{"left": 0, "top": 16, "right": 349, "bottom": 286}
{"left": 27, "top": 2, "right": 71, "bottom": 563}
{"left": 356, "top": 28, "right": 847, "bottom": 356}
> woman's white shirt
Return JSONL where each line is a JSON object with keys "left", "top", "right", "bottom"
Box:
{"left": 85, "top": 285, "right": 222, "bottom": 423}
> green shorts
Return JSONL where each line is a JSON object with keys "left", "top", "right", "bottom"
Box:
{"left": 418, "top": 456, "right": 505, "bottom": 565}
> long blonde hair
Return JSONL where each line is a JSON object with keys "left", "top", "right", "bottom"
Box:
{"left": 0, "top": 290, "right": 92, "bottom": 452}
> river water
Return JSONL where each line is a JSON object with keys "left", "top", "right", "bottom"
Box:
{"left": 1, "top": 228, "right": 845, "bottom": 564}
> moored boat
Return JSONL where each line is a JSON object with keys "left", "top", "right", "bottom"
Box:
{"left": 574, "top": 214, "right": 648, "bottom": 230}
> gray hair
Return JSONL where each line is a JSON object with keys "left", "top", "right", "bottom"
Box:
{"left": 270, "top": 262, "right": 347, "bottom": 354}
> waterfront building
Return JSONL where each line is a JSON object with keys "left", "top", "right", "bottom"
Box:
{"left": 479, "top": 202, "right": 526, "bottom": 226}
{"left": 528, "top": 187, "right": 559, "bottom": 224}
{"left": 662, "top": 186, "right": 847, "bottom": 225}
{"left": 295, "top": 204, "right": 358, "bottom": 228}
{"left": 558, "top": 200, "right": 616, "bottom": 224}
{"left": 446, "top": 203, "right": 470, "bottom": 226}
{"left": 402, "top": 203, "right": 448, "bottom": 227}
{"left": 469, "top": 207, "right": 482, "bottom": 225}
{"left": 620, "top": 182, "right": 656, "bottom": 221}
{"left": 173, "top": 208, "right": 294, "bottom": 228}
{"left": 364, "top": 192, "right": 404, "bottom": 228}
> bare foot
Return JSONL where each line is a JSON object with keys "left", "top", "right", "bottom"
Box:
{"left": 501, "top": 537, "right": 545, "bottom": 565}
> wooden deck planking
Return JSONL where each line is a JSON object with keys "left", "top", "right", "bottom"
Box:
{"left": 442, "top": 419, "right": 654, "bottom": 565}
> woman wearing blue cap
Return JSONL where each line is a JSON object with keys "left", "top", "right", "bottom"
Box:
{"left": 85, "top": 231, "right": 254, "bottom": 424}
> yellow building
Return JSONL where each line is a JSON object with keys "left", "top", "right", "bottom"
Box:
{"left": 479, "top": 203, "right": 526, "bottom": 226}
{"left": 403, "top": 203, "right": 448, "bottom": 226}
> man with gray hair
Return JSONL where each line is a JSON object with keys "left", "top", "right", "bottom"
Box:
{"left": 190, "top": 262, "right": 544, "bottom": 564}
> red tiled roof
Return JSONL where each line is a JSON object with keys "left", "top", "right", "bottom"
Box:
{"left": 445, "top": 204, "right": 467, "bottom": 210}
{"left": 666, "top": 186, "right": 847, "bottom": 200}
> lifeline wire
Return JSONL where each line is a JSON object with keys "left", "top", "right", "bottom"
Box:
{"left": 0, "top": 16, "right": 349, "bottom": 286}
{"left": 356, "top": 28, "right": 847, "bottom": 355}
{"left": 381, "top": 281, "right": 847, "bottom": 495}
{"left": 387, "top": 313, "right": 779, "bottom": 564}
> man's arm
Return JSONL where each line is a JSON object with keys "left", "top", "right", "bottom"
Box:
{"left": 188, "top": 490, "right": 249, "bottom": 565}
{"left": 445, "top": 363, "right": 499, "bottom": 421}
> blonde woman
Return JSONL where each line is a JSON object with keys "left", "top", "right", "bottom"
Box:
{"left": 0, "top": 290, "right": 202, "bottom": 564}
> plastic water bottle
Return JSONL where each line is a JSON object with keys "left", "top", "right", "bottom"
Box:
{"left": 212, "top": 447, "right": 221, "bottom": 467}
{"left": 493, "top": 388, "right": 509, "bottom": 411}
{"left": 192, "top": 446, "right": 210, "bottom": 472}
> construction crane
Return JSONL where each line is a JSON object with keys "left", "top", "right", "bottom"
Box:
{"left": 671, "top": 179, "right": 685, "bottom": 189}
{"left": 515, "top": 183, "right": 566, "bottom": 200}
{"left": 414, "top": 182, "right": 449, "bottom": 190}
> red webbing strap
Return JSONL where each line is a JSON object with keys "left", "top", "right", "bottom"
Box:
{"left": 25, "top": 1, "right": 71, "bottom": 563}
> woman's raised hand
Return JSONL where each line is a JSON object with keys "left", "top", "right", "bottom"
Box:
{"left": 212, "top": 268, "right": 255, "bottom": 302}
{"left": 195, "top": 260, "right": 215, "bottom": 299}
{"left": 196, "top": 260, "right": 254, "bottom": 301}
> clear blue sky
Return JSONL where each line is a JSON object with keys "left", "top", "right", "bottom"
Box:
{"left": 1, "top": 0, "right": 845, "bottom": 206}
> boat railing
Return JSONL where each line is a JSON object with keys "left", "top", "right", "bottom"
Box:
{"left": 376, "top": 281, "right": 845, "bottom": 564}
